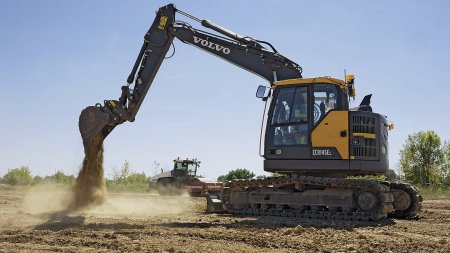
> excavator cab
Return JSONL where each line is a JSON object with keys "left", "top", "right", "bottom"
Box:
{"left": 261, "top": 76, "right": 389, "bottom": 177}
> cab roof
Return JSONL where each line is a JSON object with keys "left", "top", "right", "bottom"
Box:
{"left": 274, "top": 77, "right": 347, "bottom": 88}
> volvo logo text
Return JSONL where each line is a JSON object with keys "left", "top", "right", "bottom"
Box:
{"left": 193, "top": 35, "right": 231, "bottom": 55}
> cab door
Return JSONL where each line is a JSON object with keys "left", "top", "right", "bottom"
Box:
{"left": 310, "top": 84, "right": 349, "bottom": 160}
{"left": 265, "top": 85, "right": 311, "bottom": 159}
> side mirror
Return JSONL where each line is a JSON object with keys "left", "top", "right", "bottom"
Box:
{"left": 256, "top": 85, "right": 269, "bottom": 100}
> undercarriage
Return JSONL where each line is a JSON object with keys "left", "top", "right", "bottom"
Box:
{"left": 215, "top": 175, "right": 422, "bottom": 221}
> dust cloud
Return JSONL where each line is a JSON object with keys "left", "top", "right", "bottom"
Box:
{"left": 23, "top": 185, "right": 191, "bottom": 219}
{"left": 22, "top": 131, "right": 191, "bottom": 219}
{"left": 85, "top": 193, "right": 192, "bottom": 218}
{"left": 23, "top": 183, "right": 71, "bottom": 214}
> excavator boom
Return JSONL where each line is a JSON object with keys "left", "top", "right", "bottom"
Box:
{"left": 79, "top": 3, "right": 302, "bottom": 153}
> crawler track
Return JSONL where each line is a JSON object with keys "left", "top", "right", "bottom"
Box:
{"left": 221, "top": 176, "right": 394, "bottom": 221}
{"left": 383, "top": 181, "right": 423, "bottom": 219}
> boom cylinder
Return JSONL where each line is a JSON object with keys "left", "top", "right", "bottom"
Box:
{"left": 200, "top": 19, "right": 263, "bottom": 49}
{"left": 201, "top": 20, "right": 246, "bottom": 43}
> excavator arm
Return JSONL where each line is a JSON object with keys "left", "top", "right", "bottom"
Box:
{"left": 79, "top": 3, "right": 302, "bottom": 153}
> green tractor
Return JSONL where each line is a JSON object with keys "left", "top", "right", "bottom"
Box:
{"left": 149, "top": 158, "right": 223, "bottom": 196}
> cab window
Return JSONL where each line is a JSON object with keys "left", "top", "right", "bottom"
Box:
{"left": 313, "top": 84, "right": 340, "bottom": 125}
{"left": 187, "top": 163, "right": 197, "bottom": 176}
{"left": 270, "top": 86, "right": 309, "bottom": 146}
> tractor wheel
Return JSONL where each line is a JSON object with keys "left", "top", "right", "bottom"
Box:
{"left": 157, "top": 178, "right": 179, "bottom": 195}
{"left": 189, "top": 191, "right": 202, "bottom": 197}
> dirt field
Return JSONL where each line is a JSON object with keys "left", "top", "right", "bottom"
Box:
{"left": 0, "top": 184, "right": 448, "bottom": 253}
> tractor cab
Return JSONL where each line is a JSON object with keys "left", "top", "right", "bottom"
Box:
{"left": 173, "top": 157, "right": 200, "bottom": 178}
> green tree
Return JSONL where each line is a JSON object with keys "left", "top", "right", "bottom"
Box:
{"left": 217, "top": 168, "right": 255, "bottom": 182}
{"left": 385, "top": 169, "right": 399, "bottom": 181}
{"left": 442, "top": 141, "right": 450, "bottom": 186}
{"left": 32, "top": 175, "right": 43, "bottom": 185}
{"left": 49, "top": 171, "right": 75, "bottom": 184}
{"left": 399, "top": 130, "right": 447, "bottom": 186}
{"left": 125, "top": 172, "right": 148, "bottom": 185}
{"left": 3, "top": 166, "right": 33, "bottom": 186}
{"left": 106, "top": 161, "right": 151, "bottom": 192}
{"left": 111, "top": 160, "right": 131, "bottom": 183}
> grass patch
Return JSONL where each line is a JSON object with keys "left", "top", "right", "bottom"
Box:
{"left": 417, "top": 186, "right": 450, "bottom": 199}
{"left": 105, "top": 181, "right": 155, "bottom": 193}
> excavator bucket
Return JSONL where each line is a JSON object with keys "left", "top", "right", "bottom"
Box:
{"left": 205, "top": 191, "right": 226, "bottom": 213}
{"left": 79, "top": 106, "right": 111, "bottom": 154}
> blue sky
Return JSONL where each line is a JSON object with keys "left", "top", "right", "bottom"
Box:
{"left": 1, "top": 0, "right": 449, "bottom": 179}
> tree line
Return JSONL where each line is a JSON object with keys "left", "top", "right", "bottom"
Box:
{"left": 0, "top": 161, "right": 151, "bottom": 192}
{"left": 1, "top": 130, "right": 449, "bottom": 189}
{"left": 0, "top": 166, "right": 75, "bottom": 186}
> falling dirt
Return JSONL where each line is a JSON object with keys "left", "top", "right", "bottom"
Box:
{"left": 67, "top": 132, "right": 106, "bottom": 212}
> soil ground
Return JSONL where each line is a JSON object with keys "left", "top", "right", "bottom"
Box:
{"left": 0, "top": 184, "right": 448, "bottom": 253}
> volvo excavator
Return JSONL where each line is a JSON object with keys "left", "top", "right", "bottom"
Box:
{"left": 79, "top": 4, "right": 422, "bottom": 221}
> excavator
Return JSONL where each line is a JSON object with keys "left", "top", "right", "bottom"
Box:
{"left": 79, "top": 3, "right": 422, "bottom": 221}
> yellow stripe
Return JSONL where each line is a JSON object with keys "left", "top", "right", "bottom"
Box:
{"left": 353, "top": 133, "right": 376, "bottom": 139}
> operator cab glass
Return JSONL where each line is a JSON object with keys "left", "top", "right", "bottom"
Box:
{"left": 270, "top": 86, "right": 309, "bottom": 146}
{"left": 175, "top": 161, "right": 198, "bottom": 176}
{"left": 267, "top": 83, "right": 343, "bottom": 147}
{"left": 187, "top": 163, "right": 198, "bottom": 176}
{"left": 313, "top": 84, "right": 340, "bottom": 125}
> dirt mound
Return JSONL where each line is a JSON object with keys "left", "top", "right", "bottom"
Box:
{"left": 67, "top": 133, "right": 106, "bottom": 211}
